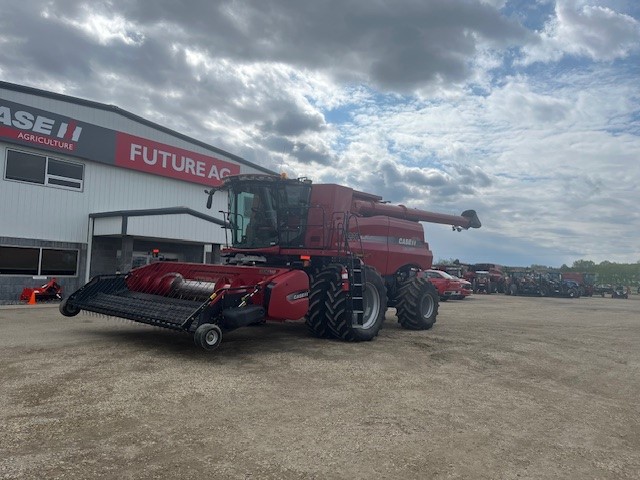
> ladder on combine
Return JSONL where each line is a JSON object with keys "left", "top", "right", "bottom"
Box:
{"left": 348, "top": 256, "right": 365, "bottom": 327}
{"left": 333, "top": 212, "right": 367, "bottom": 327}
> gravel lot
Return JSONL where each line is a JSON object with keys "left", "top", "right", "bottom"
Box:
{"left": 1, "top": 294, "right": 639, "bottom": 479}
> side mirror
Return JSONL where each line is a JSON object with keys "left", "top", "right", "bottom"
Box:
{"left": 205, "top": 189, "right": 216, "bottom": 209}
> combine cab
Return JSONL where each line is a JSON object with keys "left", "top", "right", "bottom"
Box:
{"left": 61, "top": 174, "right": 480, "bottom": 350}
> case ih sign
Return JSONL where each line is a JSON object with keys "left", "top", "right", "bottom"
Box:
{"left": 0, "top": 99, "right": 239, "bottom": 186}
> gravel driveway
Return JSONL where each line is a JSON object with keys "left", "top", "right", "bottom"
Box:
{"left": 1, "top": 294, "right": 639, "bottom": 479}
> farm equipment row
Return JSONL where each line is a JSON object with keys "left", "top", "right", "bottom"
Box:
{"left": 504, "top": 271, "right": 582, "bottom": 298}
{"left": 433, "top": 264, "right": 610, "bottom": 299}
{"left": 61, "top": 174, "right": 480, "bottom": 351}
{"left": 433, "top": 263, "right": 506, "bottom": 294}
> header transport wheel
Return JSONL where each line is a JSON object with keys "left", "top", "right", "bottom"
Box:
{"left": 194, "top": 323, "right": 223, "bottom": 351}
{"left": 59, "top": 298, "right": 80, "bottom": 317}
{"left": 396, "top": 277, "right": 439, "bottom": 330}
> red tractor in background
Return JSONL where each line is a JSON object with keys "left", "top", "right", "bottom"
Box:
{"left": 472, "top": 271, "right": 492, "bottom": 294}
{"left": 462, "top": 263, "right": 506, "bottom": 294}
{"left": 60, "top": 174, "right": 480, "bottom": 350}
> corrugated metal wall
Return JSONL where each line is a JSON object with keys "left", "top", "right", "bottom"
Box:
{"left": 0, "top": 145, "right": 229, "bottom": 244}
{"left": 0, "top": 85, "right": 270, "bottom": 245}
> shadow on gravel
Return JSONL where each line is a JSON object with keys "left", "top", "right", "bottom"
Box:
{"left": 74, "top": 317, "right": 347, "bottom": 360}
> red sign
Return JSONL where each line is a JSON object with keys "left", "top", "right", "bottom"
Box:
{"left": 1, "top": 98, "right": 247, "bottom": 184}
{"left": 115, "top": 132, "right": 241, "bottom": 186}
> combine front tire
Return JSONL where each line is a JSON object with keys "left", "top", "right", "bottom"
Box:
{"left": 305, "top": 268, "right": 337, "bottom": 338}
{"left": 59, "top": 298, "right": 80, "bottom": 317}
{"left": 396, "top": 277, "right": 439, "bottom": 330}
{"left": 194, "top": 323, "right": 223, "bottom": 351}
{"left": 327, "top": 266, "right": 387, "bottom": 341}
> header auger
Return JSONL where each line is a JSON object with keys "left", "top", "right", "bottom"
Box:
{"left": 61, "top": 174, "right": 480, "bottom": 350}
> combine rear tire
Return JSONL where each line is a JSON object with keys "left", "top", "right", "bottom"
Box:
{"left": 304, "top": 268, "right": 337, "bottom": 338}
{"left": 59, "top": 298, "right": 80, "bottom": 317}
{"left": 194, "top": 323, "right": 223, "bottom": 351}
{"left": 327, "top": 266, "right": 386, "bottom": 342}
{"left": 396, "top": 277, "right": 439, "bottom": 330}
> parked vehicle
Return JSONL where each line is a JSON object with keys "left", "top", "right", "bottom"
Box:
{"left": 594, "top": 284, "right": 614, "bottom": 297}
{"left": 457, "top": 278, "right": 473, "bottom": 299}
{"left": 612, "top": 286, "right": 629, "bottom": 299}
{"left": 506, "top": 270, "right": 549, "bottom": 296}
{"left": 473, "top": 270, "right": 493, "bottom": 294}
{"left": 424, "top": 269, "right": 464, "bottom": 301}
{"left": 546, "top": 273, "right": 581, "bottom": 298}
{"left": 560, "top": 272, "right": 595, "bottom": 296}
{"left": 472, "top": 263, "right": 506, "bottom": 293}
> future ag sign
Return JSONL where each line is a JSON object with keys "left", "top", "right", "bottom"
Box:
{"left": 0, "top": 99, "right": 239, "bottom": 185}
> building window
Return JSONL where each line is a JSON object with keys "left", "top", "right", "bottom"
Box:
{"left": 41, "top": 249, "right": 79, "bottom": 276}
{"left": 4, "top": 149, "right": 84, "bottom": 191}
{"left": 0, "top": 246, "right": 79, "bottom": 276}
{"left": 4, "top": 150, "right": 46, "bottom": 184}
{"left": 0, "top": 246, "right": 39, "bottom": 275}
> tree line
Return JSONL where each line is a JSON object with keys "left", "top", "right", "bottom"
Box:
{"left": 521, "top": 260, "right": 639, "bottom": 285}
{"left": 560, "top": 260, "right": 640, "bottom": 286}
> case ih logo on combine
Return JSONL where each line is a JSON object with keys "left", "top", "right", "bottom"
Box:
{"left": 0, "top": 104, "right": 82, "bottom": 152}
{"left": 289, "top": 291, "right": 310, "bottom": 301}
{"left": 398, "top": 238, "right": 418, "bottom": 246}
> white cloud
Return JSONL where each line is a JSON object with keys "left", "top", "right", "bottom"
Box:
{"left": 1, "top": 0, "right": 638, "bottom": 265}
{"left": 47, "top": 4, "right": 145, "bottom": 46}
{"left": 522, "top": 0, "right": 640, "bottom": 63}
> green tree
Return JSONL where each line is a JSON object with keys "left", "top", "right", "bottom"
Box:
{"left": 572, "top": 260, "right": 596, "bottom": 271}
{"left": 435, "top": 258, "right": 459, "bottom": 265}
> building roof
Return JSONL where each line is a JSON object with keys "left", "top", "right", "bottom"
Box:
{"left": 0, "top": 80, "right": 274, "bottom": 175}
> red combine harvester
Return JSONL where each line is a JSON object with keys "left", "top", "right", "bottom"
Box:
{"left": 60, "top": 174, "right": 480, "bottom": 350}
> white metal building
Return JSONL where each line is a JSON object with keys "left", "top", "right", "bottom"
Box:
{"left": 0, "top": 81, "right": 274, "bottom": 303}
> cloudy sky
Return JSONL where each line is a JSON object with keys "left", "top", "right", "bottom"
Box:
{"left": 1, "top": 0, "right": 639, "bottom": 267}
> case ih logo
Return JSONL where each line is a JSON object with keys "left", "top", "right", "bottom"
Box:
{"left": 0, "top": 104, "right": 83, "bottom": 152}
{"left": 289, "top": 291, "right": 310, "bottom": 301}
{"left": 398, "top": 238, "right": 418, "bottom": 246}
{"left": 0, "top": 98, "right": 243, "bottom": 186}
